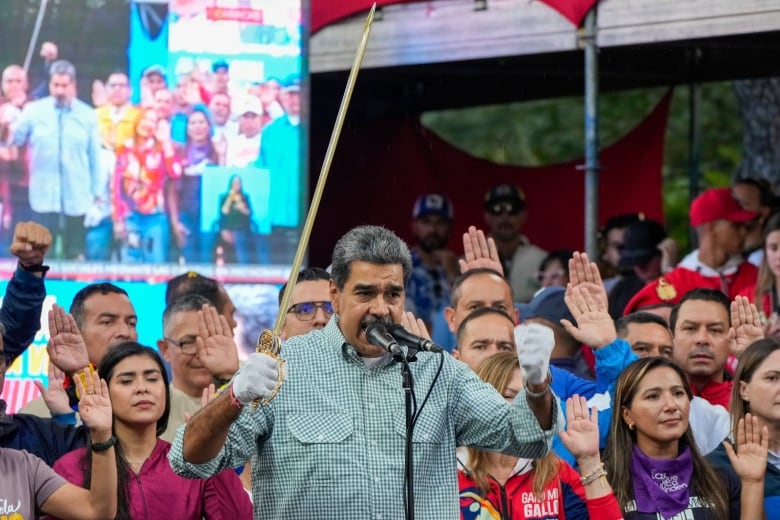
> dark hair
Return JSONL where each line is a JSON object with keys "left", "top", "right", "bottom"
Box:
{"left": 330, "top": 226, "right": 412, "bottom": 290}
{"left": 450, "top": 268, "right": 511, "bottom": 307}
{"left": 730, "top": 338, "right": 780, "bottom": 441}
{"left": 185, "top": 105, "right": 217, "bottom": 162}
{"left": 601, "top": 213, "right": 643, "bottom": 236}
{"left": 669, "top": 288, "right": 731, "bottom": 332}
{"left": 455, "top": 307, "right": 515, "bottom": 348}
{"left": 163, "top": 294, "right": 211, "bottom": 330}
{"left": 278, "top": 267, "right": 331, "bottom": 305}
{"left": 615, "top": 312, "right": 670, "bottom": 338}
{"left": 165, "top": 272, "right": 228, "bottom": 312}
{"left": 70, "top": 283, "right": 130, "bottom": 330}
{"left": 539, "top": 250, "right": 573, "bottom": 273}
{"left": 604, "top": 357, "right": 728, "bottom": 519}
{"left": 81, "top": 342, "right": 171, "bottom": 520}
{"left": 755, "top": 212, "right": 780, "bottom": 305}
{"left": 734, "top": 177, "right": 774, "bottom": 208}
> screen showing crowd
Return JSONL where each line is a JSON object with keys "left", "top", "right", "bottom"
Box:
{"left": 0, "top": 0, "right": 305, "bottom": 273}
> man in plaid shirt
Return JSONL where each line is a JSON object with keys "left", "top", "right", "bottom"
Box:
{"left": 170, "top": 225, "right": 562, "bottom": 519}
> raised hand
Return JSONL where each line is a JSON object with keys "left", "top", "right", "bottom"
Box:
{"left": 184, "top": 383, "right": 216, "bottom": 423}
{"left": 74, "top": 368, "right": 113, "bottom": 439}
{"left": 730, "top": 296, "right": 764, "bottom": 359}
{"left": 47, "top": 304, "right": 90, "bottom": 374}
{"left": 459, "top": 226, "right": 503, "bottom": 275}
{"left": 559, "top": 395, "right": 600, "bottom": 462}
{"left": 724, "top": 413, "right": 768, "bottom": 484}
{"left": 10, "top": 221, "right": 52, "bottom": 265}
{"left": 196, "top": 304, "right": 239, "bottom": 380}
{"left": 399, "top": 311, "right": 431, "bottom": 340}
{"left": 515, "top": 323, "right": 554, "bottom": 385}
{"left": 562, "top": 285, "right": 616, "bottom": 349}
{"left": 34, "top": 361, "right": 71, "bottom": 415}
{"left": 568, "top": 252, "right": 608, "bottom": 309}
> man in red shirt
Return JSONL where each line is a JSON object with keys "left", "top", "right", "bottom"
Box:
{"left": 624, "top": 187, "right": 758, "bottom": 316}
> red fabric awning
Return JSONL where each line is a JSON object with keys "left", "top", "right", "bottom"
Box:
{"left": 308, "top": 93, "right": 671, "bottom": 266}
{"left": 311, "top": 0, "right": 598, "bottom": 33}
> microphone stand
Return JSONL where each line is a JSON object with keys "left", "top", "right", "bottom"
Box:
{"left": 393, "top": 346, "right": 419, "bottom": 520}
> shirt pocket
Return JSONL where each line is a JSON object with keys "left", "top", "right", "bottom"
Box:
{"left": 393, "top": 405, "right": 448, "bottom": 485}
{"left": 286, "top": 413, "right": 355, "bottom": 485}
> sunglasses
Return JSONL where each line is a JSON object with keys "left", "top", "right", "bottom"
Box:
{"left": 287, "top": 301, "right": 334, "bottom": 321}
{"left": 487, "top": 202, "right": 522, "bottom": 216}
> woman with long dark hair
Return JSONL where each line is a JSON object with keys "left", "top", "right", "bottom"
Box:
{"left": 605, "top": 356, "right": 767, "bottom": 519}
{"left": 53, "top": 341, "right": 251, "bottom": 519}
{"left": 218, "top": 174, "right": 254, "bottom": 264}
{"left": 175, "top": 106, "right": 222, "bottom": 263}
{"left": 709, "top": 338, "right": 780, "bottom": 515}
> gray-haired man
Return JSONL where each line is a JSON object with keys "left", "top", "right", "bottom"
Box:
{"left": 170, "top": 225, "right": 561, "bottom": 519}
{"left": 5, "top": 60, "right": 100, "bottom": 259}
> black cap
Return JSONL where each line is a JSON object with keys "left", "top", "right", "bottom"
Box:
{"left": 484, "top": 183, "right": 526, "bottom": 213}
{"left": 619, "top": 220, "right": 667, "bottom": 269}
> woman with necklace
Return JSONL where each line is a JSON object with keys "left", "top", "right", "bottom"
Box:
{"left": 52, "top": 341, "right": 251, "bottom": 519}
{"left": 458, "top": 352, "right": 622, "bottom": 519}
{"left": 709, "top": 338, "right": 780, "bottom": 517}
{"left": 606, "top": 356, "right": 767, "bottom": 520}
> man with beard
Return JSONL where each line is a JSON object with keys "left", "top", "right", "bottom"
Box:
{"left": 406, "top": 193, "right": 458, "bottom": 331}
{"left": 483, "top": 183, "right": 547, "bottom": 302}
{"left": 171, "top": 225, "right": 561, "bottom": 519}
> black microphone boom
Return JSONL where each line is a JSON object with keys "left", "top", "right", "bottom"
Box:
{"left": 388, "top": 324, "right": 444, "bottom": 353}
{"left": 365, "top": 322, "right": 404, "bottom": 356}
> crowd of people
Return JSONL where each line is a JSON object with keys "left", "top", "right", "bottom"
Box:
{"left": 3, "top": 40, "right": 780, "bottom": 520}
{"left": 0, "top": 42, "right": 302, "bottom": 265}
{"left": 2, "top": 170, "right": 780, "bottom": 519}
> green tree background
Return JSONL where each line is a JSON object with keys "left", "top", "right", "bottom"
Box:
{"left": 422, "top": 83, "right": 741, "bottom": 251}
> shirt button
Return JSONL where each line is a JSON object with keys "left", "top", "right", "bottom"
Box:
{"left": 317, "top": 435, "right": 324, "bottom": 442}
{"left": 374, "top": 476, "right": 381, "bottom": 483}
{"left": 369, "top": 440, "right": 377, "bottom": 447}
{"left": 376, "top": 514, "right": 383, "bottom": 520}
{"left": 368, "top": 403, "right": 376, "bottom": 409}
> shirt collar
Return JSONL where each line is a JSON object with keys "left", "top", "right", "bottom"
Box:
{"left": 322, "top": 316, "right": 394, "bottom": 368}
{"left": 678, "top": 249, "right": 744, "bottom": 277}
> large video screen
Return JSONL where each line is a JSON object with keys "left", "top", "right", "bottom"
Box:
{"left": 0, "top": 0, "right": 306, "bottom": 412}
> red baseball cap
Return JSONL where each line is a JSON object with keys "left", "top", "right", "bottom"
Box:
{"left": 689, "top": 187, "right": 758, "bottom": 227}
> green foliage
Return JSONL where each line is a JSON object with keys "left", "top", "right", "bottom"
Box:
{"left": 421, "top": 82, "right": 743, "bottom": 253}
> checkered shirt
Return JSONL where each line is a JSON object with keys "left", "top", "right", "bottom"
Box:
{"left": 169, "top": 317, "right": 562, "bottom": 519}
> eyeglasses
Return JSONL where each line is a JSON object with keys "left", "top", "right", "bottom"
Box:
{"left": 487, "top": 202, "right": 522, "bottom": 216}
{"left": 164, "top": 336, "right": 198, "bottom": 355}
{"left": 287, "top": 301, "right": 334, "bottom": 321}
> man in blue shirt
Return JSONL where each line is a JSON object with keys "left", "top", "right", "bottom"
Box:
{"left": 7, "top": 60, "right": 101, "bottom": 260}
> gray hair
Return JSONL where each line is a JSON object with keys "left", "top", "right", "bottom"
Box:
{"left": 162, "top": 294, "right": 211, "bottom": 329}
{"left": 49, "top": 60, "right": 76, "bottom": 80}
{"left": 330, "top": 225, "right": 412, "bottom": 289}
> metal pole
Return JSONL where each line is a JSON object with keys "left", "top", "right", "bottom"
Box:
{"left": 687, "top": 81, "right": 701, "bottom": 247}
{"left": 688, "top": 82, "right": 701, "bottom": 206}
{"left": 23, "top": 0, "right": 49, "bottom": 72}
{"left": 582, "top": 7, "right": 600, "bottom": 258}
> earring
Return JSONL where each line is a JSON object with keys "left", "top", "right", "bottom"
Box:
{"left": 628, "top": 423, "right": 635, "bottom": 431}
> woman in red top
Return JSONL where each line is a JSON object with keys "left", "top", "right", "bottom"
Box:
{"left": 458, "top": 352, "right": 622, "bottom": 520}
{"left": 53, "top": 341, "right": 252, "bottom": 519}
{"left": 113, "top": 107, "right": 183, "bottom": 263}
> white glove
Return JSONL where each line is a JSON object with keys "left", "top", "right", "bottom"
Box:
{"left": 514, "top": 323, "right": 554, "bottom": 385}
{"left": 232, "top": 353, "right": 282, "bottom": 405}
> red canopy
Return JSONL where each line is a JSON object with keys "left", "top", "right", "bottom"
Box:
{"left": 311, "top": 0, "right": 598, "bottom": 33}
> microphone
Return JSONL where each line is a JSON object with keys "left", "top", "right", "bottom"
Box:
{"left": 365, "top": 322, "right": 404, "bottom": 356}
{"left": 388, "top": 324, "right": 444, "bottom": 353}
